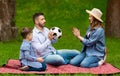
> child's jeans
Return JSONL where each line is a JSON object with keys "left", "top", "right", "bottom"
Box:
{"left": 27, "top": 62, "right": 46, "bottom": 71}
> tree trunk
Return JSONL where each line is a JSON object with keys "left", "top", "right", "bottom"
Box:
{"left": 0, "top": 0, "right": 18, "bottom": 41}
{"left": 105, "top": 0, "right": 120, "bottom": 38}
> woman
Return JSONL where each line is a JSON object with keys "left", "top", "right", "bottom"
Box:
{"left": 70, "top": 8, "right": 106, "bottom": 68}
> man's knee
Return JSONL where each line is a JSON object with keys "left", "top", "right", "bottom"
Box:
{"left": 45, "top": 55, "right": 65, "bottom": 66}
{"left": 54, "top": 55, "right": 65, "bottom": 65}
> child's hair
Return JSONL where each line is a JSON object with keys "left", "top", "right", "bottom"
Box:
{"left": 21, "top": 27, "right": 32, "bottom": 39}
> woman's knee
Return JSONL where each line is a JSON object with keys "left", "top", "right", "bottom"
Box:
{"left": 80, "top": 60, "right": 90, "bottom": 68}
{"left": 70, "top": 60, "right": 80, "bottom": 67}
{"left": 70, "top": 53, "right": 86, "bottom": 66}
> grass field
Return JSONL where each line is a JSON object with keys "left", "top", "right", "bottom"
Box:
{"left": 0, "top": 0, "right": 120, "bottom": 76}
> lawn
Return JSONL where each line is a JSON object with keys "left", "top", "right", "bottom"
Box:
{"left": 0, "top": 0, "right": 120, "bottom": 76}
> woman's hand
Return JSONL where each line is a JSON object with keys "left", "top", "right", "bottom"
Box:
{"left": 73, "top": 27, "right": 81, "bottom": 38}
{"left": 73, "top": 27, "right": 84, "bottom": 41}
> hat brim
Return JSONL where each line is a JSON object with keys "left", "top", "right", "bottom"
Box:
{"left": 86, "top": 10, "right": 103, "bottom": 22}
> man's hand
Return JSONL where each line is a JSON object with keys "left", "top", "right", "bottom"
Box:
{"left": 48, "top": 32, "right": 55, "bottom": 40}
{"left": 36, "top": 57, "right": 44, "bottom": 62}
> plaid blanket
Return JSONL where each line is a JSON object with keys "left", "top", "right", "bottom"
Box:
{"left": 0, "top": 59, "right": 120, "bottom": 74}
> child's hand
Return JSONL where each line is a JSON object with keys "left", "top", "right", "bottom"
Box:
{"left": 37, "top": 57, "right": 44, "bottom": 62}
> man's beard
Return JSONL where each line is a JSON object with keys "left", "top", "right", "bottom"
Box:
{"left": 38, "top": 23, "right": 44, "bottom": 28}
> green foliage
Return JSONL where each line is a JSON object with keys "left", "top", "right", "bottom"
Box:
{"left": 1, "top": 0, "right": 120, "bottom": 76}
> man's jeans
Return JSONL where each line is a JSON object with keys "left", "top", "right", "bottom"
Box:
{"left": 44, "top": 49, "right": 80, "bottom": 66}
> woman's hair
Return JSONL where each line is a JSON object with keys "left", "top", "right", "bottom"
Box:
{"left": 90, "top": 17, "right": 103, "bottom": 30}
{"left": 21, "top": 27, "right": 32, "bottom": 39}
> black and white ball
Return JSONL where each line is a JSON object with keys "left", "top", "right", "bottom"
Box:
{"left": 50, "top": 27, "right": 62, "bottom": 40}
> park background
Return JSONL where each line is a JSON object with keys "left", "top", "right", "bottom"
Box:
{"left": 0, "top": 0, "right": 120, "bottom": 76}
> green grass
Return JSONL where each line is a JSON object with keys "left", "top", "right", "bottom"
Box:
{"left": 1, "top": 0, "right": 120, "bottom": 76}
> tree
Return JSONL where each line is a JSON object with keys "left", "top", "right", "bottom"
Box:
{"left": 0, "top": 0, "right": 18, "bottom": 41}
{"left": 106, "top": 0, "right": 120, "bottom": 38}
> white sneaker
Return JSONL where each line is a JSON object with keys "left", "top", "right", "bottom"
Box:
{"left": 98, "top": 60, "right": 104, "bottom": 66}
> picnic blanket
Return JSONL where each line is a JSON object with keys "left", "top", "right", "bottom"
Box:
{"left": 0, "top": 59, "right": 120, "bottom": 74}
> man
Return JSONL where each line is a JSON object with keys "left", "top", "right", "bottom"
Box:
{"left": 32, "top": 13, "right": 79, "bottom": 66}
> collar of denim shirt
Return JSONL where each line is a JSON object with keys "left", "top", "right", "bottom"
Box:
{"left": 89, "top": 25, "right": 102, "bottom": 31}
{"left": 23, "top": 39, "right": 31, "bottom": 44}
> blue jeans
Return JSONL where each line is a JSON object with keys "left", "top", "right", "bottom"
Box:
{"left": 44, "top": 49, "right": 80, "bottom": 66}
{"left": 70, "top": 52, "right": 100, "bottom": 68}
{"left": 27, "top": 62, "right": 46, "bottom": 71}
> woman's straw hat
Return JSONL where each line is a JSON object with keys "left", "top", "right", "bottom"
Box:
{"left": 86, "top": 8, "right": 103, "bottom": 22}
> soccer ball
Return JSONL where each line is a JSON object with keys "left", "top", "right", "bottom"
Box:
{"left": 50, "top": 27, "right": 62, "bottom": 40}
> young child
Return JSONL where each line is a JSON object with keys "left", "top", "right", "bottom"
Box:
{"left": 19, "top": 27, "right": 46, "bottom": 71}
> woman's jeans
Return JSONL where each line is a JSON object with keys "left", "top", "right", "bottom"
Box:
{"left": 70, "top": 52, "right": 100, "bottom": 68}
